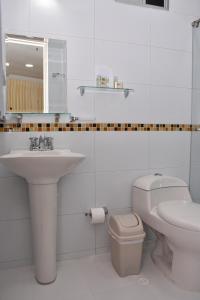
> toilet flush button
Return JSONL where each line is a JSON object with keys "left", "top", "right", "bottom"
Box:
{"left": 154, "top": 173, "right": 163, "bottom": 188}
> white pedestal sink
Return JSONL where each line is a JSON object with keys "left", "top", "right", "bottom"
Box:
{"left": 0, "top": 149, "right": 85, "bottom": 284}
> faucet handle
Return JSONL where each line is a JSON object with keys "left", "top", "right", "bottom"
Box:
{"left": 29, "top": 137, "right": 36, "bottom": 144}
{"left": 29, "top": 137, "right": 39, "bottom": 151}
{"left": 39, "top": 135, "right": 44, "bottom": 143}
{"left": 46, "top": 137, "right": 54, "bottom": 150}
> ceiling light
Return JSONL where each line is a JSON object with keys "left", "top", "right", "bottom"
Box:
{"left": 35, "top": 0, "right": 57, "bottom": 8}
{"left": 25, "top": 64, "right": 34, "bottom": 68}
{"left": 6, "top": 62, "right": 10, "bottom": 67}
{"left": 5, "top": 37, "right": 45, "bottom": 47}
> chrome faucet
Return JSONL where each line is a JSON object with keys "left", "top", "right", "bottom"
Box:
{"left": 29, "top": 137, "right": 39, "bottom": 151}
{"left": 45, "top": 137, "right": 54, "bottom": 150}
{"left": 29, "top": 136, "right": 54, "bottom": 151}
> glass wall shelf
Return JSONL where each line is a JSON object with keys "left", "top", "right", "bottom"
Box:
{"left": 77, "top": 86, "right": 134, "bottom": 98}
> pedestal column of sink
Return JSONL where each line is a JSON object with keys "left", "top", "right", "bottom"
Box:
{"left": 29, "top": 183, "right": 57, "bottom": 284}
{"left": 0, "top": 149, "right": 85, "bottom": 285}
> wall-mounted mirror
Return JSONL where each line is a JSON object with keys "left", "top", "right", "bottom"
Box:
{"left": 5, "top": 34, "right": 67, "bottom": 114}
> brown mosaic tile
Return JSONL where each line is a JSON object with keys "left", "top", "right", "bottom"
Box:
{"left": 0, "top": 123, "right": 196, "bottom": 132}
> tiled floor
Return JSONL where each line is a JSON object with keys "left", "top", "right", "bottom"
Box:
{"left": 0, "top": 252, "right": 199, "bottom": 300}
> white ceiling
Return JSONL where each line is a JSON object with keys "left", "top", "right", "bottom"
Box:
{"left": 6, "top": 43, "right": 43, "bottom": 79}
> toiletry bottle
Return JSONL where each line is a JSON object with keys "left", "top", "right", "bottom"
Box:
{"left": 117, "top": 81, "right": 123, "bottom": 89}
{"left": 101, "top": 76, "right": 109, "bottom": 87}
{"left": 113, "top": 76, "right": 118, "bottom": 88}
{"left": 96, "top": 75, "right": 101, "bottom": 87}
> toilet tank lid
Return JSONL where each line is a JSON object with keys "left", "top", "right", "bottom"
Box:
{"left": 133, "top": 175, "right": 187, "bottom": 191}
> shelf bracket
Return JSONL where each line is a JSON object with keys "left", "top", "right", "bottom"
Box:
{"left": 80, "top": 87, "right": 85, "bottom": 96}
{"left": 54, "top": 113, "right": 60, "bottom": 123}
{"left": 124, "top": 89, "right": 129, "bottom": 98}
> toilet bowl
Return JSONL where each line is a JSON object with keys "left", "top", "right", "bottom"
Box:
{"left": 132, "top": 174, "right": 200, "bottom": 292}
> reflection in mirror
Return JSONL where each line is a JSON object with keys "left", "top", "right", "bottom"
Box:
{"left": 5, "top": 34, "right": 67, "bottom": 114}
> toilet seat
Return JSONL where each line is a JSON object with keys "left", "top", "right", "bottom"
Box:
{"left": 158, "top": 200, "right": 200, "bottom": 232}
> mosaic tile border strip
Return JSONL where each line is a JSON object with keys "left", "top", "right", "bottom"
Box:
{"left": 0, "top": 123, "right": 195, "bottom": 132}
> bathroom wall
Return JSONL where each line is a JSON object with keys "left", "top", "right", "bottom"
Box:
{"left": 0, "top": 0, "right": 4, "bottom": 115}
{"left": 0, "top": 0, "right": 198, "bottom": 268}
{"left": 190, "top": 26, "right": 200, "bottom": 203}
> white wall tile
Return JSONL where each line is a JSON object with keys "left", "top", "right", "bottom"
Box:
{"left": 67, "top": 37, "right": 94, "bottom": 81}
{"left": 30, "top": 0, "right": 94, "bottom": 38}
{"left": 0, "top": 133, "right": 31, "bottom": 177}
{"left": 57, "top": 214, "right": 95, "bottom": 254}
{"left": 171, "top": 0, "right": 200, "bottom": 17}
{"left": 67, "top": 80, "right": 95, "bottom": 119}
{"left": 95, "top": 170, "right": 148, "bottom": 210}
{"left": 148, "top": 86, "right": 191, "bottom": 123}
{"left": 94, "top": 83, "right": 150, "bottom": 123}
{"left": 57, "top": 249, "right": 95, "bottom": 262}
{"left": 95, "top": 40, "right": 150, "bottom": 84}
{"left": 53, "top": 132, "right": 95, "bottom": 173}
{"left": 1, "top": 0, "right": 30, "bottom": 33}
{"left": 150, "top": 10, "right": 193, "bottom": 52}
{"left": 150, "top": 47, "right": 192, "bottom": 88}
{"left": 58, "top": 173, "right": 95, "bottom": 215}
{"left": 0, "top": 133, "right": 30, "bottom": 153}
{"left": 150, "top": 166, "right": 190, "bottom": 185}
{"left": 0, "top": 219, "right": 32, "bottom": 262}
{"left": 95, "top": 224, "right": 110, "bottom": 251}
{"left": 95, "top": 132, "right": 149, "bottom": 171}
{"left": 0, "top": 177, "right": 29, "bottom": 221}
{"left": 149, "top": 132, "right": 191, "bottom": 169}
{"left": 95, "top": 0, "right": 150, "bottom": 45}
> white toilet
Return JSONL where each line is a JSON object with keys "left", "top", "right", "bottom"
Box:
{"left": 132, "top": 174, "right": 200, "bottom": 292}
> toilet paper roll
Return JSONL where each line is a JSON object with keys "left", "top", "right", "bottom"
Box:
{"left": 90, "top": 208, "right": 105, "bottom": 224}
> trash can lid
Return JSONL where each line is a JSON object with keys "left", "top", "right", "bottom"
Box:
{"left": 117, "top": 214, "right": 139, "bottom": 228}
{"left": 108, "top": 213, "right": 144, "bottom": 238}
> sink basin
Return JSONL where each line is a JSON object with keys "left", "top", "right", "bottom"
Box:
{"left": 0, "top": 149, "right": 85, "bottom": 184}
{"left": 0, "top": 149, "right": 85, "bottom": 284}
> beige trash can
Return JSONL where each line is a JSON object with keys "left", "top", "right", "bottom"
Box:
{"left": 108, "top": 213, "right": 146, "bottom": 277}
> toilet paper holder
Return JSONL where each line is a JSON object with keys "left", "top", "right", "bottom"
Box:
{"left": 85, "top": 207, "right": 109, "bottom": 217}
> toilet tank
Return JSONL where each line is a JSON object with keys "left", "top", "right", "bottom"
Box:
{"left": 132, "top": 175, "right": 192, "bottom": 216}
